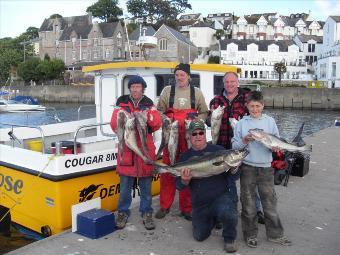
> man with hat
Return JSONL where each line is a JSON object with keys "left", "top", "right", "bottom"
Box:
{"left": 156, "top": 63, "right": 209, "bottom": 220}
{"left": 175, "top": 119, "right": 239, "bottom": 253}
{"left": 110, "top": 75, "right": 161, "bottom": 230}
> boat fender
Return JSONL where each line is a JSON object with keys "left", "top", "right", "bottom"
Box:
{"left": 41, "top": 225, "right": 52, "bottom": 237}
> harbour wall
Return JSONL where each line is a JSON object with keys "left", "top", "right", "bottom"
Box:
{"left": 2, "top": 85, "right": 340, "bottom": 110}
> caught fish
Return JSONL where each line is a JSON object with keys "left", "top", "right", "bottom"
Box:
{"left": 248, "top": 128, "right": 312, "bottom": 153}
{"left": 124, "top": 117, "right": 150, "bottom": 162}
{"left": 153, "top": 148, "right": 249, "bottom": 178}
{"left": 229, "top": 118, "right": 239, "bottom": 131}
{"left": 185, "top": 119, "right": 192, "bottom": 149}
{"left": 168, "top": 120, "right": 179, "bottom": 166}
{"left": 211, "top": 106, "right": 225, "bottom": 144}
{"left": 156, "top": 115, "right": 172, "bottom": 158}
{"left": 134, "top": 110, "right": 148, "bottom": 154}
{"left": 116, "top": 110, "right": 129, "bottom": 160}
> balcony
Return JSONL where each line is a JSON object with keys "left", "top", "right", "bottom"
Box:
{"left": 136, "top": 36, "right": 158, "bottom": 48}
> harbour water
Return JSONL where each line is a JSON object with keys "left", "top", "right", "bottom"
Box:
{"left": 0, "top": 104, "right": 340, "bottom": 254}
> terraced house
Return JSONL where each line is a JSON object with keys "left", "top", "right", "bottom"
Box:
{"left": 38, "top": 13, "right": 126, "bottom": 66}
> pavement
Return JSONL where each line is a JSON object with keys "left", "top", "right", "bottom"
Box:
{"left": 6, "top": 127, "right": 340, "bottom": 255}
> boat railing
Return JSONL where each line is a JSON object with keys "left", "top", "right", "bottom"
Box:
{"left": 0, "top": 123, "right": 46, "bottom": 153}
{"left": 45, "top": 107, "right": 62, "bottom": 123}
{"left": 77, "top": 104, "right": 96, "bottom": 120}
{"left": 73, "top": 122, "right": 112, "bottom": 155}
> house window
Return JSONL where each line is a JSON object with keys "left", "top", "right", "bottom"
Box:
{"left": 93, "top": 50, "right": 98, "bottom": 59}
{"left": 72, "top": 50, "right": 76, "bottom": 60}
{"left": 308, "top": 43, "right": 315, "bottom": 52}
{"left": 117, "top": 49, "right": 122, "bottom": 58}
{"left": 105, "top": 49, "right": 110, "bottom": 59}
{"left": 332, "top": 62, "right": 336, "bottom": 77}
{"left": 117, "top": 32, "right": 122, "bottom": 46}
{"left": 159, "top": 38, "right": 168, "bottom": 51}
{"left": 94, "top": 38, "right": 98, "bottom": 47}
{"left": 72, "top": 37, "right": 76, "bottom": 48}
{"left": 82, "top": 51, "right": 87, "bottom": 60}
{"left": 135, "top": 51, "right": 140, "bottom": 58}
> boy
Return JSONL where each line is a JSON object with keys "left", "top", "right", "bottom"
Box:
{"left": 232, "top": 91, "right": 291, "bottom": 248}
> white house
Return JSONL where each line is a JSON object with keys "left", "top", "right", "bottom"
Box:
{"left": 189, "top": 21, "right": 217, "bottom": 49}
{"left": 316, "top": 16, "right": 340, "bottom": 88}
{"left": 220, "top": 39, "right": 307, "bottom": 80}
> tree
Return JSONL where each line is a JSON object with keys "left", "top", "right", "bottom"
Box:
{"left": 17, "top": 58, "right": 41, "bottom": 82}
{"left": 0, "top": 38, "right": 23, "bottom": 83}
{"left": 86, "top": 0, "right": 123, "bottom": 22}
{"left": 274, "top": 62, "right": 287, "bottom": 85}
{"left": 127, "top": 0, "right": 191, "bottom": 23}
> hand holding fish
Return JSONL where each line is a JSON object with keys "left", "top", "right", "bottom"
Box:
{"left": 242, "top": 134, "right": 254, "bottom": 144}
{"left": 181, "top": 168, "right": 192, "bottom": 185}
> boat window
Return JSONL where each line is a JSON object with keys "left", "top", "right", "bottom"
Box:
{"left": 213, "top": 75, "right": 224, "bottom": 95}
{"left": 155, "top": 74, "right": 200, "bottom": 97}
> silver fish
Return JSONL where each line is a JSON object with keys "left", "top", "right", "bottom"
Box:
{"left": 229, "top": 118, "right": 239, "bottom": 131}
{"left": 124, "top": 117, "right": 150, "bottom": 162}
{"left": 134, "top": 111, "right": 148, "bottom": 154}
{"left": 211, "top": 105, "right": 225, "bottom": 144}
{"left": 154, "top": 148, "right": 249, "bottom": 178}
{"left": 249, "top": 128, "right": 312, "bottom": 152}
{"left": 168, "top": 120, "right": 179, "bottom": 166}
{"left": 185, "top": 119, "right": 192, "bottom": 149}
{"left": 156, "top": 115, "right": 172, "bottom": 158}
{"left": 116, "top": 110, "right": 129, "bottom": 160}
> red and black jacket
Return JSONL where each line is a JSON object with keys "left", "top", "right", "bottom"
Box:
{"left": 209, "top": 88, "right": 249, "bottom": 149}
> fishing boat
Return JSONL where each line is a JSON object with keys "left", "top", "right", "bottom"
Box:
{"left": 0, "top": 62, "right": 238, "bottom": 237}
{"left": 0, "top": 95, "right": 46, "bottom": 112}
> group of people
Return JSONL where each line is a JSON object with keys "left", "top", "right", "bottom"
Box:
{"left": 110, "top": 63, "right": 291, "bottom": 253}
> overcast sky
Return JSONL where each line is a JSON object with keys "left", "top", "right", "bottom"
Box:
{"left": 1, "top": 0, "right": 339, "bottom": 39}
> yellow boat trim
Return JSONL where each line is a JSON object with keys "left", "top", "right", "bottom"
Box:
{"left": 82, "top": 61, "right": 238, "bottom": 73}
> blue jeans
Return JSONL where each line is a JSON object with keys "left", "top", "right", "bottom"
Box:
{"left": 192, "top": 185, "right": 238, "bottom": 243}
{"left": 255, "top": 186, "right": 263, "bottom": 212}
{"left": 118, "top": 175, "right": 153, "bottom": 217}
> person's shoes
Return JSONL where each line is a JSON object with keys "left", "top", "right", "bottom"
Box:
{"left": 257, "top": 211, "right": 265, "bottom": 224}
{"left": 215, "top": 222, "right": 223, "bottom": 229}
{"left": 224, "top": 240, "right": 238, "bottom": 253}
{"left": 155, "top": 208, "right": 169, "bottom": 219}
{"left": 268, "top": 236, "right": 292, "bottom": 246}
{"left": 181, "top": 211, "right": 192, "bottom": 221}
{"left": 246, "top": 236, "right": 258, "bottom": 248}
{"left": 143, "top": 212, "right": 155, "bottom": 230}
{"left": 116, "top": 212, "right": 128, "bottom": 229}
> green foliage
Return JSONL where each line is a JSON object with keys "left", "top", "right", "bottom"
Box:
{"left": 44, "top": 54, "right": 51, "bottom": 61}
{"left": 86, "top": 0, "right": 123, "bottom": 22}
{"left": 49, "top": 14, "right": 63, "bottom": 19}
{"left": 127, "top": 0, "right": 191, "bottom": 22}
{"left": 126, "top": 23, "right": 138, "bottom": 34}
{"left": 208, "top": 56, "right": 220, "bottom": 64}
{"left": 214, "top": 29, "right": 225, "bottom": 40}
{"left": 0, "top": 38, "right": 23, "bottom": 83}
{"left": 274, "top": 62, "right": 287, "bottom": 84}
{"left": 17, "top": 58, "right": 65, "bottom": 83}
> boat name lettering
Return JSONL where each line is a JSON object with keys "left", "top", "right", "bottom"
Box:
{"left": 65, "top": 153, "right": 116, "bottom": 168}
{"left": 0, "top": 174, "right": 23, "bottom": 194}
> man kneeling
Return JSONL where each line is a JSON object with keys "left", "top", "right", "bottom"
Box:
{"left": 176, "top": 119, "right": 239, "bottom": 253}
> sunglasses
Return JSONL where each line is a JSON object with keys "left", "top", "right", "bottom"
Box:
{"left": 191, "top": 131, "right": 205, "bottom": 137}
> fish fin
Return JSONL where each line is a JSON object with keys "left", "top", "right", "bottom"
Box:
{"left": 212, "top": 161, "right": 225, "bottom": 166}
{"left": 291, "top": 122, "right": 306, "bottom": 146}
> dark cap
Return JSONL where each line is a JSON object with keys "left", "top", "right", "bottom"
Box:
{"left": 128, "top": 75, "right": 147, "bottom": 89}
{"left": 174, "top": 63, "right": 190, "bottom": 75}
{"left": 189, "top": 119, "right": 205, "bottom": 133}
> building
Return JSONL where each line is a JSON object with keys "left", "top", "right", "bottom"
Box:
{"left": 316, "top": 16, "right": 340, "bottom": 88}
{"left": 177, "top": 13, "right": 203, "bottom": 37}
{"left": 220, "top": 39, "right": 307, "bottom": 80}
{"left": 293, "top": 35, "right": 323, "bottom": 74}
{"left": 189, "top": 21, "right": 217, "bottom": 50}
{"left": 127, "top": 25, "right": 156, "bottom": 60}
{"left": 39, "top": 13, "right": 126, "bottom": 66}
{"left": 206, "top": 13, "right": 233, "bottom": 23}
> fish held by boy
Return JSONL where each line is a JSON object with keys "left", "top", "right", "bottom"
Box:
{"left": 156, "top": 115, "right": 172, "bottom": 158}
{"left": 153, "top": 148, "right": 249, "bottom": 178}
{"left": 211, "top": 105, "right": 225, "bottom": 144}
{"left": 248, "top": 128, "right": 312, "bottom": 152}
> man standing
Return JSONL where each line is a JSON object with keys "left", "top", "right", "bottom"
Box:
{"left": 110, "top": 75, "right": 161, "bottom": 230}
{"left": 156, "top": 63, "right": 208, "bottom": 220}
{"left": 176, "top": 119, "right": 239, "bottom": 253}
{"left": 209, "top": 72, "right": 249, "bottom": 149}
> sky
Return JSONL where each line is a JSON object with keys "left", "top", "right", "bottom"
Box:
{"left": 0, "top": 0, "right": 340, "bottom": 39}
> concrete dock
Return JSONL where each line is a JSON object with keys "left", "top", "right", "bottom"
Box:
{"left": 6, "top": 127, "right": 340, "bottom": 255}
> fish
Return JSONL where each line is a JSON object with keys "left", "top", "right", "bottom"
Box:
{"left": 248, "top": 128, "right": 312, "bottom": 153}
{"left": 156, "top": 115, "right": 172, "bottom": 158}
{"left": 229, "top": 117, "right": 239, "bottom": 131}
{"left": 116, "top": 110, "right": 129, "bottom": 160}
{"left": 153, "top": 148, "right": 249, "bottom": 178}
{"left": 124, "top": 117, "right": 151, "bottom": 162}
{"left": 134, "top": 110, "right": 148, "bottom": 154}
{"left": 211, "top": 106, "right": 225, "bottom": 144}
{"left": 168, "top": 120, "right": 179, "bottom": 166}
{"left": 185, "top": 119, "right": 192, "bottom": 149}
{"left": 291, "top": 122, "right": 306, "bottom": 146}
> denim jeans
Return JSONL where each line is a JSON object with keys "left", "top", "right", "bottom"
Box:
{"left": 118, "top": 175, "right": 153, "bottom": 217}
{"left": 192, "top": 185, "right": 238, "bottom": 243}
{"left": 255, "top": 186, "right": 263, "bottom": 212}
{"left": 240, "top": 164, "right": 284, "bottom": 239}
